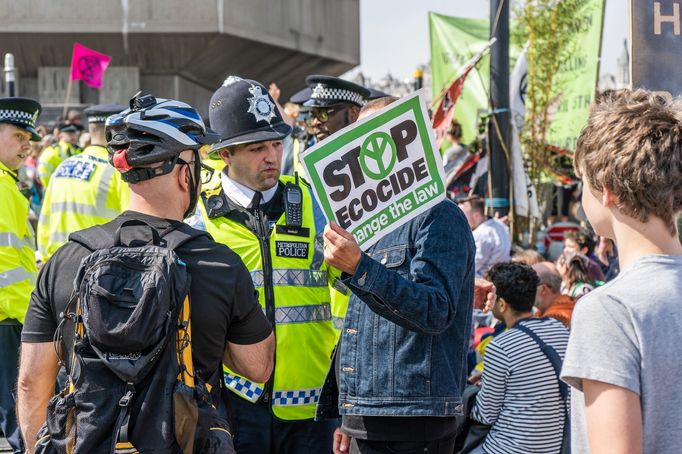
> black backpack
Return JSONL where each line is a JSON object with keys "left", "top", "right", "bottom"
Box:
{"left": 35, "top": 219, "right": 234, "bottom": 454}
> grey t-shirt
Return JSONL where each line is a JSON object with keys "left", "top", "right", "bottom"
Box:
{"left": 561, "top": 254, "right": 682, "bottom": 453}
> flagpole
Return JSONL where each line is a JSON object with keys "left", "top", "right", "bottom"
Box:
{"left": 62, "top": 77, "right": 73, "bottom": 120}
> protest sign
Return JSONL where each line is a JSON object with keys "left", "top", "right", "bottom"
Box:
{"left": 302, "top": 91, "right": 446, "bottom": 250}
{"left": 630, "top": 0, "right": 682, "bottom": 96}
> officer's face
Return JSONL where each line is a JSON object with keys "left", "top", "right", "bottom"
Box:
{"left": 220, "top": 139, "right": 283, "bottom": 192}
{"left": 0, "top": 124, "right": 32, "bottom": 171}
{"left": 310, "top": 104, "right": 355, "bottom": 142}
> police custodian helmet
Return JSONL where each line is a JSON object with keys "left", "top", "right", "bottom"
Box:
{"left": 208, "top": 76, "right": 292, "bottom": 155}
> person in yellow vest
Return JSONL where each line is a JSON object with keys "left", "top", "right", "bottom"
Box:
{"left": 0, "top": 97, "right": 41, "bottom": 454}
{"left": 37, "top": 122, "right": 82, "bottom": 188}
{"left": 196, "top": 75, "right": 338, "bottom": 453}
{"left": 37, "top": 104, "right": 129, "bottom": 261}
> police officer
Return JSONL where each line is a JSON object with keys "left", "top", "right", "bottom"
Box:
{"left": 0, "top": 97, "right": 41, "bottom": 454}
{"left": 289, "top": 75, "right": 370, "bottom": 177}
{"left": 196, "top": 76, "right": 339, "bottom": 453}
{"left": 37, "top": 104, "right": 129, "bottom": 261}
{"left": 37, "top": 122, "right": 83, "bottom": 188}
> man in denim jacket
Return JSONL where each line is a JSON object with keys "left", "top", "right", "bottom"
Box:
{"left": 316, "top": 97, "right": 476, "bottom": 454}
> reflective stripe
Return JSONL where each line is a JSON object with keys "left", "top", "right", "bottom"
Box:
{"left": 50, "top": 200, "right": 120, "bottom": 219}
{"left": 0, "top": 266, "right": 34, "bottom": 288}
{"left": 224, "top": 373, "right": 262, "bottom": 403}
{"left": 275, "top": 304, "right": 331, "bottom": 324}
{"left": 96, "top": 164, "right": 116, "bottom": 210}
{"left": 48, "top": 231, "right": 71, "bottom": 245}
{"left": 250, "top": 269, "right": 328, "bottom": 288}
{"left": 272, "top": 387, "right": 321, "bottom": 407}
{"left": 0, "top": 232, "right": 22, "bottom": 249}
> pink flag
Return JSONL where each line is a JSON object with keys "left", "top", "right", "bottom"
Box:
{"left": 69, "top": 43, "right": 112, "bottom": 89}
{"left": 431, "top": 38, "right": 495, "bottom": 148}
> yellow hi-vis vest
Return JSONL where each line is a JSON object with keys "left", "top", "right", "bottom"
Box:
{"left": 0, "top": 161, "right": 37, "bottom": 323}
{"left": 198, "top": 175, "right": 336, "bottom": 421}
{"left": 37, "top": 140, "right": 82, "bottom": 188}
{"left": 37, "top": 145, "right": 130, "bottom": 261}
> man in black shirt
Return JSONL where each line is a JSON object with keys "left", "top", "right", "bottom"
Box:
{"left": 17, "top": 94, "right": 274, "bottom": 451}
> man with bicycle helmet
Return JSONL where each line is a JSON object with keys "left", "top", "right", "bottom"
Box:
{"left": 18, "top": 93, "right": 275, "bottom": 452}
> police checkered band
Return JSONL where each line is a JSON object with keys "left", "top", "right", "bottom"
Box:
{"left": 0, "top": 109, "right": 36, "bottom": 126}
{"left": 224, "top": 373, "right": 263, "bottom": 403}
{"left": 250, "top": 269, "right": 328, "bottom": 288}
{"left": 272, "top": 387, "right": 321, "bottom": 407}
{"left": 275, "top": 303, "right": 332, "bottom": 324}
{"left": 311, "top": 84, "right": 365, "bottom": 106}
{"left": 87, "top": 115, "right": 109, "bottom": 123}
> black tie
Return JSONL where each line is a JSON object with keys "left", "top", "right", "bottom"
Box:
{"left": 249, "top": 191, "right": 262, "bottom": 209}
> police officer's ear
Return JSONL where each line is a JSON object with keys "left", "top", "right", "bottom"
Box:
{"left": 347, "top": 105, "right": 360, "bottom": 124}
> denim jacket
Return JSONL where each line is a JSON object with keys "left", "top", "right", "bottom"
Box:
{"left": 316, "top": 200, "right": 475, "bottom": 419}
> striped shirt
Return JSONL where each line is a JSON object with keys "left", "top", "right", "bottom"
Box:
{"left": 471, "top": 317, "right": 570, "bottom": 454}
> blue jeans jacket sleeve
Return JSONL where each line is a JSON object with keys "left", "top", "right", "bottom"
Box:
{"left": 341, "top": 200, "right": 474, "bottom": 335}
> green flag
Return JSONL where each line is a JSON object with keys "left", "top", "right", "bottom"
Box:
{"left": 546, "top": 0, "right": 604, "bottom": 151}
{"left": 429, "top": 13, "right": 490, "bottom": 145}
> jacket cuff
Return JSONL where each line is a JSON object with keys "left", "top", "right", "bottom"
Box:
{"left": 341, "top": 253, "right": 378, "bottom": 292}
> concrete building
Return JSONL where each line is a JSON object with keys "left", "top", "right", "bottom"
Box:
{"left": 0, "top": 0, "right": 360, "bottom": 122}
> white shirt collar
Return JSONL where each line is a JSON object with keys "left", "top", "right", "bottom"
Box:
{"left": 220, "top": 171, "right": 278, "bottom": 208}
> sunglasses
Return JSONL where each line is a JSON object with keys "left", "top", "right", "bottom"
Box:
{"left": 309, "top": 106, "right": 346, "bottom": 123}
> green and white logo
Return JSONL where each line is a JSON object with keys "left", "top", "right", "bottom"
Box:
{"left": 360, "top": 132, "right": 397, "bottom": 180}
{"left": 301, "top": 91, "right": 446, "bottom": 250}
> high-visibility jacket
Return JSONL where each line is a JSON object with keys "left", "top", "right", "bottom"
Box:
{"left": 37, "top": 145, "right": 130, "bottom": 261}
{"left": 198, "top": 175, "right": 337, "bottom": 421}
{"left": 0, "top": 161, "right": 37, "bottom": 324}
{"left": 37, "top": 140, "right": 82, "bottom": 188}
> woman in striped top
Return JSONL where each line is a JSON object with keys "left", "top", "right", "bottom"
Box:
{"left": 470, "top": 262, "right": 570, "bottom": 454}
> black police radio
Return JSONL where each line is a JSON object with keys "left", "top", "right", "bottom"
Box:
{"left": 284, "top": 173, "right": 303, "bottom": 227}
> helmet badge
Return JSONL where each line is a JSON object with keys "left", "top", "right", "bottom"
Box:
{"left": 246, "top": 84, "right": 276, "bottom": 124}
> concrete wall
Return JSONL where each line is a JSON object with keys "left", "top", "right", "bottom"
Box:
{"left": 0, "top": 0, "right": 360, "bottom": 123}
{"left": 0, "top": 0, "right": 359, "bottom": 64}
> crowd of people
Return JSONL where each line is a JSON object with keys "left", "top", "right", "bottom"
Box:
{"left": 0, "top": 71, "right": 680, "bottom": 454}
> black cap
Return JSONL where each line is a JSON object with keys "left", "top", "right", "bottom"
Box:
{"left": 208, "top": 75, "right": 292, "bottom": 154}
{"left": 57, "top": 122, "right": 84, "bottom": 133}
{"left": 366, "top": 87, "right": 390, "bottom": 100}
{"left": 83, "top": 104, "right": 126, "bottom": 124}
{"left": 303, "top": 75, "right": 370, "bottom": 108}
{"left": 0, "top": 97, "right": 42, "bottom": 141}
{"left": 289, "top": 87, "right": 312, "bottom": 105}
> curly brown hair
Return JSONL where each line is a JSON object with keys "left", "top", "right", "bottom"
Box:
{"left": 574, "top": 89, "right": 682, "bottom": 235}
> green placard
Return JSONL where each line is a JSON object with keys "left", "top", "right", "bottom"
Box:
{"left": 302, "top": 91, "right": 446, "bottom": 249}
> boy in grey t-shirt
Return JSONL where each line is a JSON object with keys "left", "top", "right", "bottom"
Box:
{"left": 560, "top": 89, "right": 682, "bottom": 454}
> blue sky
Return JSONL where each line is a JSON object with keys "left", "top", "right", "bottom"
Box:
{"left": 357, "top": 0, "right": 628, "bottom": 81}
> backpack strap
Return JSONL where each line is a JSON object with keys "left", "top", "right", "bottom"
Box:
{"left": 513, "top": 321, "right": 568, "bottom": 402}
{"left": 69, "top": 218, "right": 208, "bottom": 252}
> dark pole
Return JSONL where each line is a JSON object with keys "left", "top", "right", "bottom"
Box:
{"left": 4, "top": 53, "right": 16, "bottom": 97}
{"left": 488, "top": 0, "right": 511, "bottom": 216}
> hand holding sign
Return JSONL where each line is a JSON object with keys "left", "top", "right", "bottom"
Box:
{"left": 323, "top": 222, "right": 362, "bottom": 275}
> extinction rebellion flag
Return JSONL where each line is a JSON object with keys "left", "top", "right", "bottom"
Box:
{"left": 69, "top": 42, "right": 112, "bottom": 89}
{"left": 431, "top": 38, "right": 495, "bottom": 148}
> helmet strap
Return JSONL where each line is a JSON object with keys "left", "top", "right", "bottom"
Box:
{"left": 182, "top": 150, "right": 201, "bottom": 220}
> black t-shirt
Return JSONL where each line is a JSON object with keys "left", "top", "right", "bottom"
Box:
{"left": 22, "top": 211, "right": 272, "bottom": 399}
